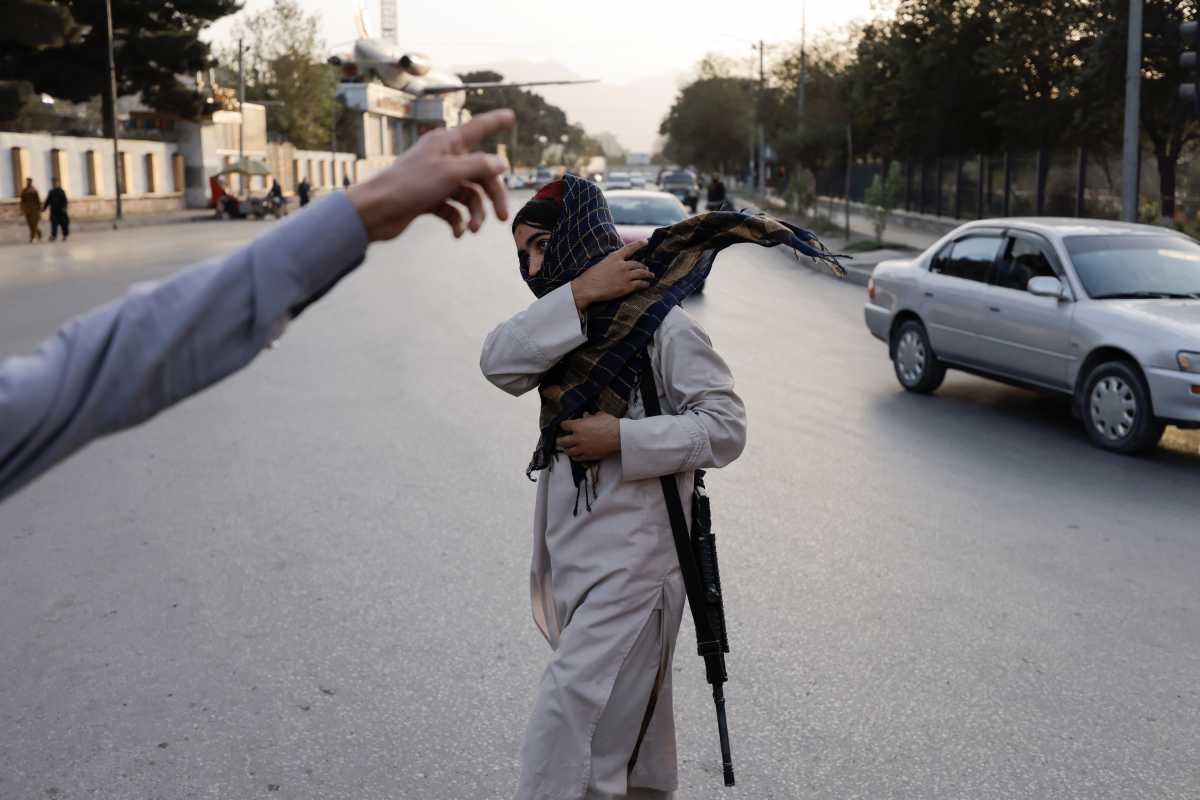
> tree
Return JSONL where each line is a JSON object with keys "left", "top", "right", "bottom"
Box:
{"left": 1083, "top": 0, "right": 1200, "bottom": 221}
{"left": 0, "top": 0, "right": 240, "bottom": 135}
{"left": 865, "top": 162, "right": 904, "bottom": 241}
{"left": 771, "top": 38, "right": 855, "bottom": 174}
{"left": 459, "top": 71, "right": 600, "bottom": 167}
{"left": 659, "top": 75, "right": 756, "bottom": 173}
{"left": 218, "top": 0, "right": 348, "bottom": 151}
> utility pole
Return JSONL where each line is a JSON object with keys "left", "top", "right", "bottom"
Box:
{"left": 756, "top": 39, "right": 766, "bottom": 196}
{"left": 104, "top": 0, "right": 122, "bottom": 224}
{"left": 1121, "top": 0, "right": 1143, "bottom": 222}
{"left": 797, "top": 1, "right": 807, "bottom": 126}
{"left": 845, "top": 123, "right": 852, "bottom": 240}
{"left": 238, "top": 37, "right": 245, "bottom": 192}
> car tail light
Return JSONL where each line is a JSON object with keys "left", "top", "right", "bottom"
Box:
{"left": 867, "top": 276, "right": 876, "bottom": 302}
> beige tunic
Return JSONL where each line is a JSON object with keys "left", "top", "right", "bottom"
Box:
{"left": 480, "top": 283, "right": 747, "bottom": 800}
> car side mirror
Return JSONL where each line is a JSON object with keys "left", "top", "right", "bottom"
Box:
{"left": 1027, "top": 276, "right": 1066, "bottom": 299}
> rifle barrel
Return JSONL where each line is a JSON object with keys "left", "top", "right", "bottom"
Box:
{"left": 713, "top": 683, "right": 735, "bottom": 786}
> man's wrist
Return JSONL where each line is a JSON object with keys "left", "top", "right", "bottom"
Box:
{"left": 571, "top": 279, "right": 592, "bottom": 311}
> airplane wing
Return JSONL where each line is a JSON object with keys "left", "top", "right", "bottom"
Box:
{"left": 417, "top": 79, "right": 599, "bottom": 96}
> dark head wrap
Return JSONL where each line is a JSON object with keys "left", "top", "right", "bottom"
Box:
{"left": 518, "top": 174, "right": 844, "bottom": 509}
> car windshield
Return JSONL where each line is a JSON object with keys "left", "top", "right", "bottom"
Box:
{"left": 661, "top": 172, "right": 694, "bottom": 186}
{"left": 1065, "top": 234, "right": 1200, "bottom": 299}
{"left": 607, "top": 195, "right": 687, "bottom": 226}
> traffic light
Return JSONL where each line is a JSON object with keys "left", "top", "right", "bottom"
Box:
{"left": 1182, "top": 20, "right": 1200, "bottom": 114}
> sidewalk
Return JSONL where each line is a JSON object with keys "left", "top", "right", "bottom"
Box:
{"left": 736, "top": 192, "right": 936, "bottom": 287}
{"left": 0, "top": 208, "right": 216, "bottom": 247}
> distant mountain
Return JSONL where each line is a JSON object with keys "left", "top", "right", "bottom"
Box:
{"left": 454, "top": 59, "right": 686, "bottom": 152}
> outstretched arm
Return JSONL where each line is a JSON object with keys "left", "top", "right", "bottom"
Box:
{"left": 0, "top": 110, "right": 516, "bottom": 503}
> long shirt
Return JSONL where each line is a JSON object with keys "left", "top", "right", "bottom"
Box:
{"left": 44, "top": 187, "right": 68, "bottom": 214}
{"left": 480, "top": 284, "right": 747, "bottom": 799}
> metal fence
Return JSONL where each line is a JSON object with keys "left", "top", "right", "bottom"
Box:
{"left": 814, "top": 146, "right": 1200, "bottom": 224}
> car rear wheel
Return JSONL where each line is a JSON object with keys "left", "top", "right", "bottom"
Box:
{"left": 1079, "top": 361, "right": 1164, "bottom": 454}
{"left": 891, "top": 320, "right": 946, "bottom": 394}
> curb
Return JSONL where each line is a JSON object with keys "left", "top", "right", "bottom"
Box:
{"left": 733, "top": 194, "right": 879, "bottom": 288}
{"left": 0, "top": 210, "right": 220, "bottom": 247}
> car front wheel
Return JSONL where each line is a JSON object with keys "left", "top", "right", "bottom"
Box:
{"left": 1080, "top": 361, "right": 1164, "bottom": 454}
{"left": 891, "top": 320, "right": 946, "bottom": 394}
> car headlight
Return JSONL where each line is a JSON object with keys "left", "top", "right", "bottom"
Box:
{"left": 1178, "top": 351, "right": 1200, "bottom": 373}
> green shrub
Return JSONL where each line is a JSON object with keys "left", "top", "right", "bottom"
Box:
{"left": 865, "top": 163, "right": 903, "bottom": 241}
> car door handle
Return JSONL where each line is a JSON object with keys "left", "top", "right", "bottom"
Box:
{"left": 988, "top": 305, "right": 1001, "bottom": 312}
{"left": 924, "top": 291, "right": 934, "bottom": 298}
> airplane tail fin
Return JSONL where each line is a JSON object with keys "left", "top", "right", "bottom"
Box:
{"left": 353, "top": 3, "right": 369, "bottom": 39}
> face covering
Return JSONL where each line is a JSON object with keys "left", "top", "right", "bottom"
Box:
{"left": 517, "top": 174, "right": 845, "bottom": 512}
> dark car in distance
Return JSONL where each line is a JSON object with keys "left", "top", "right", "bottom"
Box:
{"left": 658, "top": 170, "right": 699, "bottom": 213}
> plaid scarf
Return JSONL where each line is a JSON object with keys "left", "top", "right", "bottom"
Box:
{"left": 521, "top": 174, "right": 844, "bottom": 504}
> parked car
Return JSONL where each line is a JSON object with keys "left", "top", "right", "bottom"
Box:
{"left": 658, "top": 170, "right": 699, "bottom": 212}
{"left": 505, "top": 172, "right": 529, "bottom": 189}
{"left": 864, "top": 218, "right": 1200, "bottom": 454}
{"left": 533, "top": 165, "right": 555, "bottom": 188}
{"left": 605, "top": 189, "right": 705, "bottom": 293}
{"left": 629, "top": 173, "right": 647, "bottom": 189}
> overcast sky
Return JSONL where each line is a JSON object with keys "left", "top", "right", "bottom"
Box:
{"left": 204, "top": 0, "right": 879, "bottom": 83}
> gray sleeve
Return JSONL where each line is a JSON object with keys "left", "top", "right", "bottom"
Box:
{"left": 479, "top": 283, "right": 586, "bottom": 397}
{"left": 618, "top": 309, "right": 747, "bottom": 482}
{"left": 0, "top": 191, "right": 369, "bottom": 502}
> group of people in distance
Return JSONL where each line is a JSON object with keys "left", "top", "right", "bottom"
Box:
{"left": 18, "top": 177, "right": 69, "bottom": 243}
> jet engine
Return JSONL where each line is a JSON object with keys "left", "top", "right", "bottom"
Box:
{"left": 398, "top": 54, "right": 432, "bottom": 76}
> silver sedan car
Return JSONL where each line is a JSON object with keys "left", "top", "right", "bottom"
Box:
{"left": 864, "top": 218, "right": 1200, "bottom": 453}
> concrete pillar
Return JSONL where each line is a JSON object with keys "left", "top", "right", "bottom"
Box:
{"left": 10, "top": 146, "right": 30, "bottom": 196}
{"left": 144, "top": 152, "right": 160, "bottom": 193}
{"left": 172, "top": 153, "right": 185, "bottom": 192}
{"left": 292, "top": 159, "right": 301, "bottom": 188}
{"left": 117, "top": 151, "right": 130, "bottom": 196}
{"left": 50, "top": 148, "right": 69, "bottom": 189}
{"left": 85, "top": 150, "right": 103, "bottom": 195}
{"left": 308, "top": 158, "right": 316, "bottom": 185}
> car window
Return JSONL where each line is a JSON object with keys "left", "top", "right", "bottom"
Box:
{"left": 607, "top": 195, "right": 688, "bottom": 226}
{"left": 931, "top": 236, "right": 1002, "bottom": 283}
{"left": 993, "top": 237, "right": 1056, "bottom": 291}
{"left": 1065, "top": 234, "right": 1200, "bottom": 298}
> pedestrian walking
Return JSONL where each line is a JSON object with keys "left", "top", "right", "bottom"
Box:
{"left": 480, "top": 175, "right": 751, "bottom": 800}
{"left": 297, "top": 177, "right": 311, "bottom": 207}
{"left": 342, "top": 174, "right": 351, "bottom": 189}
{"left": 19, "top": 178, "right": 42, "bottom": 243}
{"left": 0, "top": 109, "right": 515, "bottom": 503}
{"left": 43, "top": 178, "right": 70, "bottom": 241}
{"left": 705, "top": 175, "right": 727, "bottom": 211}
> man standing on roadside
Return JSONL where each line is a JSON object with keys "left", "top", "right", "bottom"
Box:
{"left": 20, "top": 178, "right": 42, "bottom": 243}
{"left": 297, "top": 177, "right": 311, "bottom": 207}
{"left": 43, "top": 178, "right": 70, "bottom": 242}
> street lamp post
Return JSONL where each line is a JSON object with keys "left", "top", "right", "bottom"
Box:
{"left": 1121, "top": 0, "right": 1143, "bottom": 222}
{"left": 104, "top": 0, "right": 122, "bottom": 225}
{"left": 237, "top": 38, "right": 245, "bottom": 192}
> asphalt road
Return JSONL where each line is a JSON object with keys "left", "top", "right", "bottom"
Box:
{"left": 1, "top": 198, "right": 1198, "bottom": 800}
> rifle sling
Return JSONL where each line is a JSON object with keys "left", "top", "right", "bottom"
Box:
{"left": 637, "top": 367, "right": 722, "bottom": 655}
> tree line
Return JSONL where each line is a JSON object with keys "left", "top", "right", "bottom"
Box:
{"left": 660, "top": 0, "right": 1200, "bottom": 221}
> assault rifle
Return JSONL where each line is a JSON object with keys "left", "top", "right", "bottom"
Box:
{"left": 638, "top": 369, "right": 735, "bottom": 787}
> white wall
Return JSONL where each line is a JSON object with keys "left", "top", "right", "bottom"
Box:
{"left": 0, "top": 132, "right": 180, "bottom": 200}
{"left": 292, "top": 149, "right": 360, "bottom": 187}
